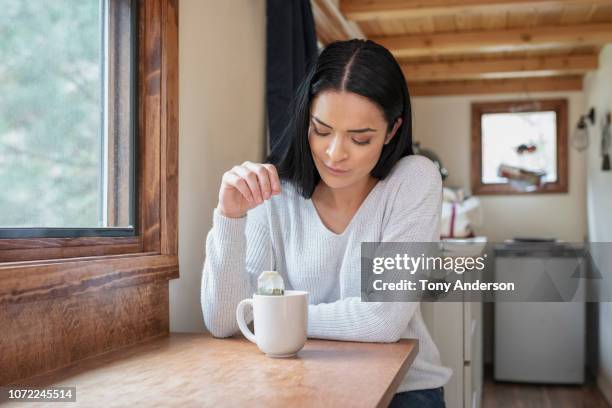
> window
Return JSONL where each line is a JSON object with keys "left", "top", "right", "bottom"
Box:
{"left": 0, "top": 0, "right": 178, "bottom": 266}
{"left": 0, "top": 0, "right": 178, "bottom": 383}
{"left": 0, "top": 0, "right": 136, "bottom": 238}
{"left": 471, "top": 99, "right": 568, "bottom": 195}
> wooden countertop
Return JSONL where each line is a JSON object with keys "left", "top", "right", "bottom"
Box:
{"left": 6, "top": 333, "right": 418, "bottom": 408}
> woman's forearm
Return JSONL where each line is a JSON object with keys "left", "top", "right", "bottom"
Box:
{"left": 308, "top": 299, "right": 419, "bottom": 343}
{"left": 201, "top": 208, "right": 270, "bottom": 337}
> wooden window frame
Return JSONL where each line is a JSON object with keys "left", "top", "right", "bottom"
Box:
{"left": 0, "top": 0, "right": 179, "bottom": 303}
{"left": 471, "top": 98, "right": 568, "bottom": 196}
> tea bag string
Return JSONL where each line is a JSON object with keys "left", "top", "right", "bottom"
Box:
{"left": 267, "top": 202, "right": 274, "bottom": 271}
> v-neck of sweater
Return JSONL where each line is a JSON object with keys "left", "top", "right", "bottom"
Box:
{"left": 306, "top": 181, "right": 383, "bottom": 237}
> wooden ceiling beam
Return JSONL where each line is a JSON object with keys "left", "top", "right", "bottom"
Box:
{"left": 402, "top": 53, "right": 598, "bottom": 81}
{"left": 341, "top": 0, "right": 612, "bottom": 22}
{"left": 312, "top": 0, "right": 365, "bottom": 45}
{"left": 408, "top": 75, "right": 584, "bottom": 96}
{"left": 372, "top": 23, "right": 612, "bottom": 58}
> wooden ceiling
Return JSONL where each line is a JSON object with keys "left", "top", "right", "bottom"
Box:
{"left": 311, "top": 0, "right": 612, "bottom": 96}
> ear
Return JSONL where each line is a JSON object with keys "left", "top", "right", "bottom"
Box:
{"left": 384, "top": 118, "right": 403, "bottom": 145}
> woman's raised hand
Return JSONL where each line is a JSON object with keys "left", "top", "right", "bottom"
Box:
{"left": 217, "top": 161, "right": 282, "bottom": 218}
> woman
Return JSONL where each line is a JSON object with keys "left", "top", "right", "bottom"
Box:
{"left": 201, "top": 39, "right": 451, "bottom": 408}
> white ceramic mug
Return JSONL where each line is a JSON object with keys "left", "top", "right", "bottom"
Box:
{"left": 236, "top": 290, "right": 309, "bottom": 357}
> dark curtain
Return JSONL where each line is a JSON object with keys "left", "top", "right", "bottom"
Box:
{"left": 266, "top": 0, "right": 318, "bottom": 154}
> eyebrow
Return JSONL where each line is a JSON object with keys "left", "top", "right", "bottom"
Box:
{"left": 312, "top": 116, "right": 377, "bottom": 133}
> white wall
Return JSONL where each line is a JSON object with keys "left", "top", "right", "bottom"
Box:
{"left": 412, "top": 91, "right": 588, "bottom": 367}
{"left": 412, "top": 92, "right": 587, "bottom": 242}
{"left": 583, "top": 44, "right": 612, "bottom": 405}
{"left": 170, "top": 0, "right": 266, "bottom": 332}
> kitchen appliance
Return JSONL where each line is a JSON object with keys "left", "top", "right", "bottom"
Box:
{"left": 493, "top": 241, "right": 586, "bottom": 384}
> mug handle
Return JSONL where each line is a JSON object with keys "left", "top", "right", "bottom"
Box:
{"left": 236, "top": 298, "right": 256, "bottom": 343}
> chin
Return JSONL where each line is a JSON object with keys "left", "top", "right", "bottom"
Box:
{"left": 318, "top": 172, "right": 359, "bottom": 190}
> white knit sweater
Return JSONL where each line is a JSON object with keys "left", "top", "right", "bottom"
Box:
{"left": 201, "top": 155, "right": 453, "bottom": 392}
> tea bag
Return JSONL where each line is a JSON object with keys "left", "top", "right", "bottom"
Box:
{"left": 257, "top": 271, "right": 284, "bottom": 295}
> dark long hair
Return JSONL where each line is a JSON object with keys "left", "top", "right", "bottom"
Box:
{"left": 266, "top": 39, "right": 413, "bottom": 198}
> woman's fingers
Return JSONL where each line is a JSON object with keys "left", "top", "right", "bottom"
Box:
{"left": 262, "top": 163, "right": 281, "bottom": 194}
{"left": 243, "top": 161, "right": 273, "bottom": 200}
{"left": 224, "top": 171, "right": 254, "bottom": 203}
{"left": 232, "top": 164, "right": 263, "bottom": 203}
{"left": 222, "top": 162, "right": 281, "bottom": 210}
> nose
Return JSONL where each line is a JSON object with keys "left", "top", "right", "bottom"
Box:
{"left": 325, "top": 134, "right": 348, "bottom": 162}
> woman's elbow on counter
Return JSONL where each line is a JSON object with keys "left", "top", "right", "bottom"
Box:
{"left": 374, "top": 326, "right": 404, "bottom": 343}
{"left": 355, "top": 321, "right": 405, "bottom": 343}
{"left": 202, "top": 311, "right": 237, "bottom": 338}
{"left": 201, "top": 299, "right": 238, "bottom": 338}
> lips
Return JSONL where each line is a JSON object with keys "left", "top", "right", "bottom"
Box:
{"left": 323, "top": 163, "right": 349, "bottom": 174}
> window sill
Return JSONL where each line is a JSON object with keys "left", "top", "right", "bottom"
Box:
{"left": 0, "top": 236, "right": 143, "bottom": 263}
{"left": 0, "top": 253, "right": 179, "bottom": 304}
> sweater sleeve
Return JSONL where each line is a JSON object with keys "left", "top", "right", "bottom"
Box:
{"left": 200, "top": 206, "right": 272, "bottom": 337}
{"left": 307, "top": 157, "right": 443, "bottom": 343}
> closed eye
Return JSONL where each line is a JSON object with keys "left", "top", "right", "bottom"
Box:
{"left": 312, "top": 125, "right": 330, "bottom": 137}
{"left": 352, "top": 139, "right": 371, "bottom": 146}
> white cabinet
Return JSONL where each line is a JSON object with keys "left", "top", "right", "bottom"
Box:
{"left": 464, "top": 301, "right": 483, "bottom": 408}
{"left": 421, "top": 301, "right": 482, "bottom": 408}
{"left": 420, "top": 239, "right": 485, "bottom": 408}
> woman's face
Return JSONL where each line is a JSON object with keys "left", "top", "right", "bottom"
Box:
{"left": 308, "top": 90, "right": 401, "bottom": 191}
